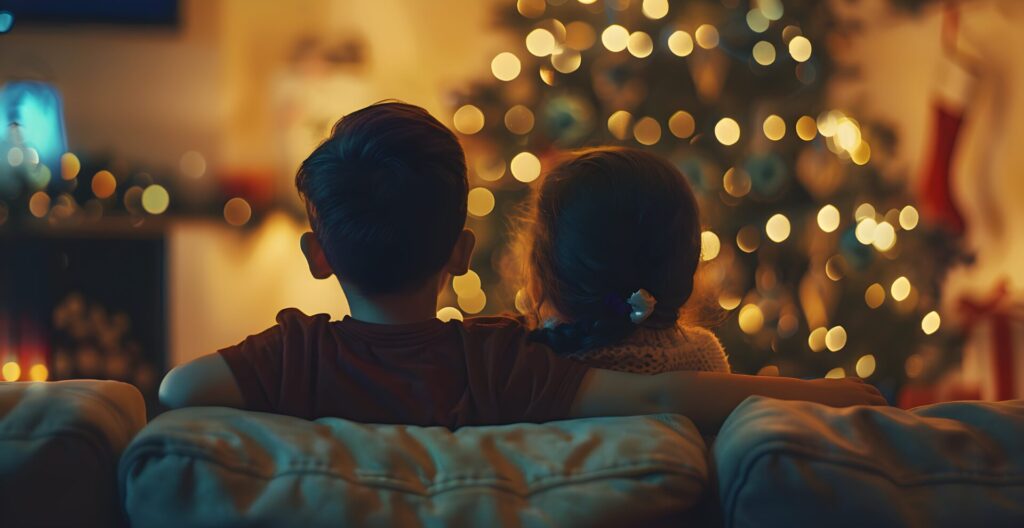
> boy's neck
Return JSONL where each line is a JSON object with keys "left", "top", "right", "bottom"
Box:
{"left": 342, "top": 280, "right": 440, "bottom": 325}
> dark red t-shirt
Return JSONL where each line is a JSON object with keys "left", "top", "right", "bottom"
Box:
{"left": 218, "top": 309, "right": 589, "bottom": 429}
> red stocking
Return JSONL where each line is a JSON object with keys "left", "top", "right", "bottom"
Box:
{"left": 920, "top": 104, "right": 966, "bottom": 235}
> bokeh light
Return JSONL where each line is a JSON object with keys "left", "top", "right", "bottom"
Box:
{"left": 695, "top": 24, "right": 720, "bottom": 49}
{"left": 765, "top": 214, "right": 791, "bottom": 243}
{"left": 180, "top": 151, "right": 206, "bottom": 179}
{"left": 899, "top": 205, "right": 920, "bottom": 230}
{"left": 747, "top": 9, "right": 769, "bottom": 33}
{"left": 667, "top": 30, "right": 694, "bottom": 57}
{"left": 856, "top": 355, "right": 876, "bottom": 378}
{"left": 511, "top": 152, "right": 542, "bottom": 182}
{"left": 223, "top": 197, "right": 252, "bottom": 226}
{"left": 921, "top": 311, "right": 941, "bottom": 335}
{"left": 453, "top": 105, "right": 485, "bottom": 134}
{"left": 701, "top": 230, "right": 721, "bottom": 261}
{"left": 825, "top": 367, "right": 846, "bottom": 379}
{"left": 565, "top": 21, "right": 596, "bottom": 50}
{"left": 2, "top": 361, "right": 20, "bottom": 381}
{"left": 668, "top": 110, "right": 695, "bottom": 138}
{"left": 855, "top": 218, "right": 878, "bottom": 245}
{"left": 91, "top": 170, "right": 117, "bottom": 199}
{"left": 715, "top": 117, "right": 741, "bottom": 146}
{"left": 551, "top": 47, "right": 582, "bottom": 73}
{"left": 607, "top": 110, "right": 633, "bottom": 140}
{"left": 789, "top": 36, "right": 813, "bottom": 62}
{"left": 723, "top": 168, "right": 751, "bottom": 197}
{"left": 817, "top": 204, "right": 840, "bottom": 232}
{"left": 865, "top": 283, "right": 886, "bottom": 308}
{"left": 633, "top": 116, "right": 661, "bottom": 145}
{"left": 458, "top": 290, "right": 487, "bottom": 314}
{"left": 7, "top": 147, "right": 23, "bottom": 166}
{"left": 796, "top": 116, "right": 817, "bottom": 141}
{"left": 753, "top": 41, "right": 776, "bottom": 65}
{"left": 854, "top": 202, "right": 876, "bottom": 221}
{"left": 825, "top": 326, "right": 847, "bottom": 352}
{"left": 516, "top": 0, "right": 545, "bottom": 18}
{"left": 61, "top": 152, "right": 80, "bottom": 180}
{"left": 736, "top": 225, "right": 761, "bottom": 253}
{"left": 29, "top": 192, "right": 51, "bottom": 218}
{"left": 601, "top": 24, "right": 629, "bottom": 52}
{"left": 526, "top": 28, "right": 556, "bottom": 56}
{"left": 504, "top": 105, "right": 535, "bottom": 135}
{"left": 453, "top": 270, "right": 482, "bottom": 297}
{"left": 436, "top": 307, "right": 464, "bottom": 322}
{"left": 142, "top": 185, "right": 170, "bottom": 215}
{"left": 642, "top": 0, "right": 669, "bottom": 19}
{"left": 808, "top": 327, "right": 827, "bottom": 352}
{"left": 738, "top": 304, "right": 765, "bottom": 334}
{"left": 872, "top": 221, "right": 897, "bottom": 251}
{"left": 28, "top": 363, "right": 49, "bottom": 382}
{"left": 891, "top": 276, "right": 911, "bottom": 301}
{"left": 627, "top": 31, "right": 654, "bottom": 58}
{"left": 719, "top": 294, "right": 741, "bottom": 311}
{"left": 763, "top": 114, "right": 785, "bottom": 140}
{"left": 491, "top": 52, "right": 521, "bottom": 81}
{"left": 467, "top": 187, "right": 496, "bottom": 217}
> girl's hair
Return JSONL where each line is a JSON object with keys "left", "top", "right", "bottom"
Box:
{"left": 520, "top": 147, "right": 703, "bottom": 354}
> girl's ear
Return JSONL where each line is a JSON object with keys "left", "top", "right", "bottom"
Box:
{"left": 300, "top": 232, "right": 334, "bottom": 280}
{"left": 446, "top": 229, "right": 477, "bottom": 277}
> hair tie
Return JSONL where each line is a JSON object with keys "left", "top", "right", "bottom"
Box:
{"left": 627, "top": 289, "right": 657, "bottom": 324}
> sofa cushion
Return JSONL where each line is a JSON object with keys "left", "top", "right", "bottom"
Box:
{"left": 0, "top": 380, "right": 147, "bottom": 528}
{"left": 715, "top": 397, "right": 1024, "bottom": 528}
{"left": 120, "top": 408, "right": 708, "bottom": 527}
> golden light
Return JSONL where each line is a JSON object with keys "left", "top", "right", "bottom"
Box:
{"left": 142, "top": 185, "right": 170, "bottom": 215}
{"left": 504, "top": 105, "right": 535, "bottom": 135}
{"left": 891, "top": 276, "right": 911, "bottom": 301}
{"left": 578, "top": 0, "right": 597, "bottom": 4}
{"left": 695, "top": 24, "right": 720, "bottom": 49}
{"left": 719, "top": 294, "right": 741, "bottom": 311}
{"left": 476, "top": 157, "right": 506, "bottom": 182}
{"left": 738, "top": 304, "right": 765, "bottom": 334}
{"left": 808, "top": 327, "right": 828, "bottom": 352}
{"left": 746, "top": 9, "right": 769, "bottom": 33}
{"left": 539, "top": 66, "right": 555, "bottom": 86}
{"left": 124, "top": 186, "right": 143, "bottom": 213}
{"left": 511, "top": 152, "right": 542, "bottom": 183}
{"left": 29, "top": 192, "right": 51, "bottom": 218}
{"left": 458, "top": 290, "right": 487, "bottom": 314}
{"left": 491, "top": 52, "right": 521, "bottom": 81}
{"left": 922, "top": 310, "right": 941, "bottom": 335}
{"left": 715, "top": 117, "right": 741, "bottom": 146}
{"left": 565, "top": 21, "right": 597, "bottom": 50}
{"left": 607, "top": 110, "right": 633, "bottom": 140}
{"left": 633, "top": 116, "right": 662, "bottom": 145}
{"left": 453, "top": 270, "right": 482, "bottom": 297}
{"left": 825, "top": 255, "right": 845, "bottom": 281}
{"left": 723, "top": 168, "right": 751, "bottom": 197}
{"left": 778, "top": 313, "right": 799, "bottom": 337}
{"left": 667, "top": 30, "right": 694, "bottom": 57}
{"left": 642, "top": 0, "right": 669, "bottom": 19}
{"left": 835, "top": 118, "right": 862, "bottom": 151}
{"left": 789, "top": 36, "right": 813, "bottom": 62}
{"left": 765, "top": 214, "right": 791, "bottom": 243}
{"left": 851, "top": 141, "right": 871, "bottom": 165}
{"left": 905, "top": 354, "right": 925, "bottom": 378}
{"left": 855, "top": 354, "right": 877, "bottom": 378}
{"left": 899, "top": 205, "right": 920, "bottom": 230}
{"left": 7, "top": 147, "right": 23, "bottom": 166}
{"left": 855, "top": 218, "right": 878, "bottom": 245}
{"left": 436, "top": 307, "right": 464, "bottom": 322}
{"left": 752, "top": 41, "right": 776, "bottom": 65}
{"left": 28, "top": 363, "right": 49, "bottom": 382}
{"left": 180, "top": 151, "right": 206, "bottom": 179}
{"left": 551, "top": 47, "right": 582, "bottom": 73}
{"left": 91, "top": 170, "right": 117, "bottom": 199}
{"left": 701, "top": 230, "right": 721, "bottom": 261}
{"left": 762, "top": 114, "right": 785, "bottom": 140}
{"left": 467, "top": 187, "right": 496, "bottom": 217}
{"left": 817, "top": 205, "right": 840, "bottom": 232}
{"left": 223, "top": 197, "right": 252, "bottom": 226}
{"left": 736, "top": 225, "right": 761, "bottom": 253}
{"left": 825, "top": 367, "right": 846, "bottom": 379}
{"left": 854, "top": 203, "right": 876, "bottom": 221}
{"left": 627, "top": 31, "right": 654, "bottom": 58}
{"left": 2, "top": 361, "right": 20, "bottom": 381}
{"left": 453, "top": 105, "right": 486, "bottom": 135}
{"left": 669, "top": 111, "right": 696, "bottom": 138}
{"left": 825, "top": 325, "right": 847, "bottom": 352}
{"left": 817, "top": 111, "right": 841, "bottom": 137}
{"left": 516, "top": 0, "right": 545, "bottom": 18}
{"left": 761, "top": 0, "right": 785, "bottom": 20}
{"left": 61, "top": 153, "right": 81, "bottom": 180}
{"left": 514, "top": 289, "right": 530, "bottom": 314}
{"left": 872, "top": 221, "right": 897, "bottom": 251}
{"left": 601, "top": 24, "right": 630, "bottom": 52}
{"left": 865, "top": 283, "right": 886, "bottom": 308}
{"left": 794, "top": 116, "right": 816, "bottom": 141}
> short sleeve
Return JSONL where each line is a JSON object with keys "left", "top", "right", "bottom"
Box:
{"left": 218, "top": 324, "right": 284, "bottom": 413}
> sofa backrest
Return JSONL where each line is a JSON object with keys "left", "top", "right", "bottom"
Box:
{"left": 0, "top": 380, "right": 146, "bottom": 528}
{"left": 119, "top": 408, "right": 709, "bottom": 528}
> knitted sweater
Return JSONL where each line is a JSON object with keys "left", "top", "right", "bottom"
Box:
{"left": 564, "top": 325, "right": 731, "bottom": 374}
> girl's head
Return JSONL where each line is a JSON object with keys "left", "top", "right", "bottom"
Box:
{"left": 521, "top": 146, "right": 702, "bottom": 353}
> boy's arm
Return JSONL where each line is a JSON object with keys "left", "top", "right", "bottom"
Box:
{"left": 159, "top": 353, "right": 245, "bottom": 409}
{"left": 569, "top": 369, "right": 886, "bottom": 433}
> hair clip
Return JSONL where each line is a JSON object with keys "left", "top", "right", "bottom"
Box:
{"left": 627, "top": 289, "right": 657, "bottom": 324}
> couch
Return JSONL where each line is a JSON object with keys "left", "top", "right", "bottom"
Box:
{"left": 2, "top": 379, "right": 1023, "bottom": 527}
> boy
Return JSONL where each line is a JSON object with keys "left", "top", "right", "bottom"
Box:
{"left": 160, "top": 102, "right": 884, "bottom": 433}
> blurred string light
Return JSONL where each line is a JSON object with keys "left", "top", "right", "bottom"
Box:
{"left": 180, "top": 151, "right": 206, "bottom": 179}
{"left": 723, "top": 168, "right": 751, "bottom": 197}
{"left": 29, "top": 192, "right": 50, "bottom": 218}
{"left": 715, "top": 118, "right": 740, "bottom": 146}
{"left": 2, "top": 361, "right": 20, "bottom": 381}
{"left": 817, "top": 204, "right": 840, "bottom": 232}
{"left": 453, "top": 270, "right": 481, "bottom": 297}
{"left": 516, "top": 0, "right": 545, "bottom": 18}
{"left": 856, "top": 354, "right": 877, "bottom": 378}
{"left": 795, "top": 116, "right": 817, "bottom": 141}
{"left": 695, "top": 24, "right": 720, "bottom": 49}
{"left": 467, "top": 187, "right": 496, "bottom": 217}
{"left": 565, "top": 21, "right": 596, "bottom": 50}
{"left": 436, "top": 306, "right": 464, "bottom": 322}
{"left": 8, "top": 147, "right": 24, "bottom": 166}
{"left": 459, "top": 290, "right": 487, "bottom": 314}
{"left": 855, "top": 217, "right": 878, "bottom": 245}
{"left": 577, "top": 0, "right": 597, "bottom": 4}
{"left": 29, "top": 363, "right": 48, "bottom": 382}
{"left": 142, "top": 185, "right": 170, "bottom": 215}
{"left": 642, "top": 0, "right": 669, "bottom": 19}
{"left": 825, "top": 255, "right": 845, "bottom": 281}
{"left": 865, "top": 283, "right": 886, "bottom": 308}
{"left": 551, "top": 47, "right": 582, "bottom": 73}
{"left": 789, "top": 36, "right": 813, "bottom": 62}
{"left": 719, "top": 294, "right": 741, "bottom": 311}
{"left": 825, "top": 367, "right": 845, "bottom": 379}
{"left": 91, "top": 170, "right": 117, "bottom": 199}
{"left": 808, "top": 327, "right": 827, "bottom": 352}
{"left": 633, "top": 116, "right": 661, "bottom": 145}
{"left": 759, "top": 0, "right": 785, "bottom": 20}
{"left": 746, "top": 9, "right": 770, "bottom": 33}
{"left": 701, "top": 231, "right": 721, "bottom": 261}
{"left": 762, "top": 115, "right": 785, "bottom": 140}
{"left": 526, "top": 28, "right": 557, "bottom": 56}
{"left": 223, "top": 197, "right": 252, "bottom": 226}
{"left": 602, "top": 24, "right": 629, "bottom": 52}
{"left": 899, "top": 205, "right": 920, "bottom": 230}
{"left": 491, "top": 52, "right": 521, "bottom": 81}
{"left": 872, "top": 221, "right": 897, "bottom": 251}
{"left": 825, "top": 325, "right": 847, "bottom": 352}
{"left": 736, "top": 225, "right": 760, "bottom": 253}
{"left": 61, "top": 152, "right": 80, "bottom": 180}
{"left": 0, "top": 11, "right": 13, "bottom": 34}
{"left": 921, "top": 310, "right": 941, "bottom": 335}
{"left": 854, "top": 202, "right": 875, "bottom": 221}
{"left": 667, "top": 30, "right": 694, "bottom": 57}
{"left": 753, "top": 41, "right": 776, "bottom": 65}
{"left": 668, "top": 111, "right": 695, "bottom": 138}
{"left": 738, "top": 304, "right": 765, "bottom": 334}
{"left": 476, "top": 157, "right": 506, "bottom": 182}
{"left": 607, "top": 110, "right": 633, "bottom": 140}
{"left": 627, "top": 31, "right": 654, "bottom": 58}
{"left": 891, "top": 276, "right": 911, "bottom": 301}
{"left": 765, "top": 214, "right": 791, "bottom": 243}
{"left": 504, "top": 105, "right": 535, "bottom": 134}
{"left": 453, "top": 105, "right": 485, "bottom": 135}
{"left": 511, "top": 152, "right": 541, "bottom": 182}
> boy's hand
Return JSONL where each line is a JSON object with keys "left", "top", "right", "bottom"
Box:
{"left": 807, "top": 377, "right": 887, "bottom": 407}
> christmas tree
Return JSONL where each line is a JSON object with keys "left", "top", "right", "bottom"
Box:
{"left": 445, "top": 0, "right": 957, "bottom": 394}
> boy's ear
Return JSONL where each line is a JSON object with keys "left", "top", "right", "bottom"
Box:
{"left": 300, "top": 232, "right": 334, "bottom": 280}
{"left": 446, "top": 229, "right": 476, "bottom": 277}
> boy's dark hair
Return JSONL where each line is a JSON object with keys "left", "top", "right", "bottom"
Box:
{"left": 522, "top": 147, "right": 703, "bottom": 354}
{"left": 295, "top": 101, "right": 468, "bottom": 294}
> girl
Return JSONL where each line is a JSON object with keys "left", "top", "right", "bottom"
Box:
{"left": 520, "top": 146, "right": 730, "bottom": 374}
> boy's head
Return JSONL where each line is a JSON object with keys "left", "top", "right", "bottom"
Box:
{"left": 296, "top": 101, "right": 473, "bottom": 295}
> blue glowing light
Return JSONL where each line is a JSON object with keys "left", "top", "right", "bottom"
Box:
{"left": 1, "top": 81, "right": 68, "bottom": 174}
{"left": 0, "top": 11, "right": 12, "bottom": 33}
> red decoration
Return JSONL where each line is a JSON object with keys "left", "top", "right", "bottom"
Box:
{"left": 957, "top": 281, "right": 1024, "bottom": 401}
